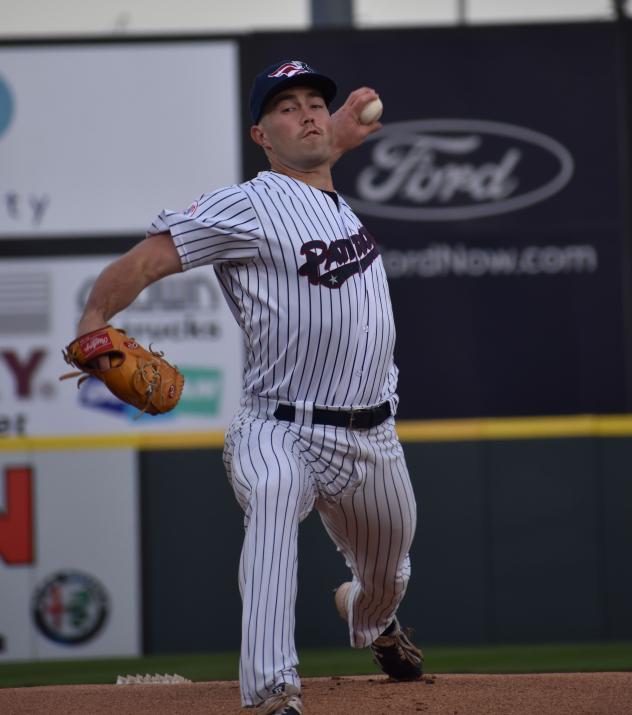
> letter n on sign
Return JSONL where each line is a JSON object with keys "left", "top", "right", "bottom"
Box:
{"left": 0, "top": 467, "right": 34, "bottom": 565}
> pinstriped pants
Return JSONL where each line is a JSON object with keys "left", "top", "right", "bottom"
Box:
{"left": 223, "top": 411, "right": 417, "bottom": 707}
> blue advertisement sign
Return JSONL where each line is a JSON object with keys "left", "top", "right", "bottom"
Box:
{"left": 241, "top": 23, "right": 628, "bottom": 418}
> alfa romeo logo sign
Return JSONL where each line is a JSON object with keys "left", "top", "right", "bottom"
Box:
{"left": 32, "top": 570, "right": 109, "bottom": 645}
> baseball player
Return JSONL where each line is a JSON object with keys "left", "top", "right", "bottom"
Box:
{"left": 76, "top": 60, "right": 422, "bottom": 715}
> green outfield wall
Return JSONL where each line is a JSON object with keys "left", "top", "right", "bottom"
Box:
{"left": 139, "top": 426, "right": 632, "bottom": 653}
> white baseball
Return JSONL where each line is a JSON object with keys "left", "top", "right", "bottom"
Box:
{"left": 359, "top": 98, "right": 383, "bottom": 125}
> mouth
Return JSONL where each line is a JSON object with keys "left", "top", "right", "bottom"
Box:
{"left": 302, "top": 128, "right": 322, "bottom": 139}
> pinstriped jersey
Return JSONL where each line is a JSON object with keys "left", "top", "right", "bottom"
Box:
{"left": 148, "top": 170, "right": 399, "bottom": 409}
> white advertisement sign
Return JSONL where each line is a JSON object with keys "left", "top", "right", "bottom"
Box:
{"left": 0, "top": 256, "right": 243, "bottom": 439}
{"left": 0, "top": 450, "right": 140, "bottom": 660}
{"left": 0, "top": 41, "right": 240, "bottom": 236}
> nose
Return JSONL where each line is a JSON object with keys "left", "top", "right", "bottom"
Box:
{"left": 299, "top": 102, "right": 317, "bottom": 122}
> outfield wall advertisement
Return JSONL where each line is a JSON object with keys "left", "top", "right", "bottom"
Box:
{"left": 0, "top": 257, "right": 243, "bottom": 439}
{"left": 241, "top": 24, "right": 629, "bottom": 419}
{"left": 0, "top": 41, "right": 240, "bottom": 236}
{"left": 0, "top": 450, "right": 140, "bottom": 660}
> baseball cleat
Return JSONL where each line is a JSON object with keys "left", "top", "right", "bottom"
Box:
{"left": 334, "top": 581, "right": 424, "bottom": 681}
{"left": 370, "top": 618, "right": 424, "bottom": 681}
{"left": 257, "top": 683, "right": 303, "bottom": 715}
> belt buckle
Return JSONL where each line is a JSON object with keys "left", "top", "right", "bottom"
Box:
{"left": 348, "top": 407, "right": 369, "bottom": 429}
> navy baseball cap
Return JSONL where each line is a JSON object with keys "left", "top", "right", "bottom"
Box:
{"left": 249, "top": 60, "right": 337, "bottom": 124}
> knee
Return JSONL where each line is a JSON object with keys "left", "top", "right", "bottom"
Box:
{"left": 249, "top": 471, "right": 303, "bottom": 510}
{"left": 357, "top": 556, "right": 411, "bottom": 599}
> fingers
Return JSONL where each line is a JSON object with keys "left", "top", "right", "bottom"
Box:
{"left": 339, "top": 87, "right": 383, "bottom": 129}
{"left": 329, "top": 88, "right": 383, "bottom": 161}
{"left": 97, "top": 355, "right": 111, "bottom": 371}
{"left": 346, "top": 86, "right": 379, "bottom": 103}
{"left": 85, "top": 355, "right": 111, "bottom": 371}
{"left": 342, "top": 86, "right": 380, "bottom": 111}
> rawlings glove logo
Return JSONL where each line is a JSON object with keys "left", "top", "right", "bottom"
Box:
{"left": 79, "top": 330, "right": 113, "bottom": 359}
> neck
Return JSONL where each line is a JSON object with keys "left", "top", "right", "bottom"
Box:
{"left": 267, "top": 159, "right": 334, "bottom": 192}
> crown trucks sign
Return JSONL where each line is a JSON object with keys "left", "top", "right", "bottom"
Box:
{"left": 346, "top": 119, "right": 574, "bottom": 222}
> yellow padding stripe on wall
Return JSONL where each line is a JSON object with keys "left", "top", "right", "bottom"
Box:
{"left": 1, "top": 414, "right": 632, "bottom": 452}
{"left": 396, "top": 414, "right": 632, "bottom": 441}
{"left": 0, "top": 430, "right": 226, "bottom": 452}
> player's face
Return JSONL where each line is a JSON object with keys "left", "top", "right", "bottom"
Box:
{"left": 253, "top": 87, "right": 333, "bottom": 170}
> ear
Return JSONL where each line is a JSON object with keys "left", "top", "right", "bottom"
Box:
{"left": 250, "top": 124, "right": 271, "bottom": 149}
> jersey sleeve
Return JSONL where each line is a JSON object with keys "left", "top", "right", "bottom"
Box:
{"left": 146, "top": 185, "right": 261, "bottom": 270}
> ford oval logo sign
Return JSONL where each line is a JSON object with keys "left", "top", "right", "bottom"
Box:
{"left": 344, "top": 119, "right": 574, "bottom": 221}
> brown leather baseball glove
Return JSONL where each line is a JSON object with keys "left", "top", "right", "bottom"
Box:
{"left": 60, "top": 326, "right": 184, "bottom": 418}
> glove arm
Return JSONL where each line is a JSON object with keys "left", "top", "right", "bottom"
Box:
{"left": 78, "top": 233, "right": 182, "bottom": 336}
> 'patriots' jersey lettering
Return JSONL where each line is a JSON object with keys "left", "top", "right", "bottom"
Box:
{"left": 298, "top": 228, "right": 379, "bottom": 288}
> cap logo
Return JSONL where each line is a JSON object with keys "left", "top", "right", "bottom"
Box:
{"left": 268, "top": 61, "right": 312, "bottom": 79}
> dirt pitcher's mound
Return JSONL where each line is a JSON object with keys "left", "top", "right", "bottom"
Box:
{"left": 1, "top": 672, "right": 631, "bottom": 714}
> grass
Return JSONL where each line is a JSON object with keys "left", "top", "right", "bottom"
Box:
{"left": 1, "top": 642, "right": 631, "bottom": 689}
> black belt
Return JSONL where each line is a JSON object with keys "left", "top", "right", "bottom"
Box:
{"left": 273, "top": 401, "right": 391, "bottom": 429}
